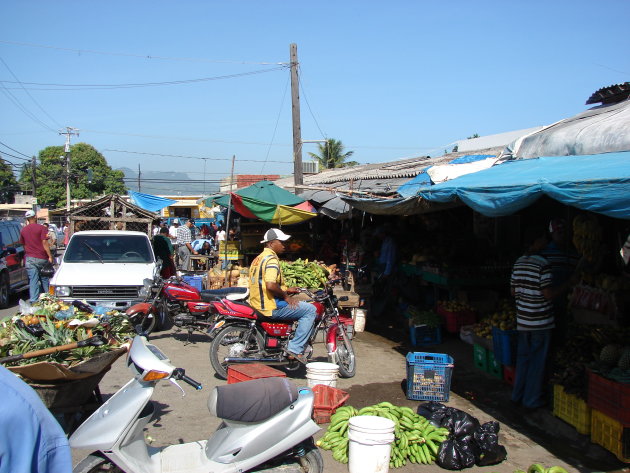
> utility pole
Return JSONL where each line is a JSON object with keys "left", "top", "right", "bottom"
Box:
{"left": 59, "top": 127, "right": 79, "bottom": 211}
{"left": 290, "top": 43, "right": 303, "bottom": 193}
{"left": 30, "top": 156, "right": 37, "bottom": 198}
{"left": 138, "top": 164, "right": 141, "bottom": 192}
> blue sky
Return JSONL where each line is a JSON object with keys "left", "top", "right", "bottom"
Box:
{"left": 1, "top": 0, "right": 628, "bottom": 193}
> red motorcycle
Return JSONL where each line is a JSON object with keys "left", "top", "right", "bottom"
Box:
{"left": 207, "top": 284, "right": 356, "bottom": 380}
{"left": 126, "top": 276, "right": 248, "bottom": 337}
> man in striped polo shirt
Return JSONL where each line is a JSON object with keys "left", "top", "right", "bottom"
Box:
{"left": 510, "top": 225, "right": 555, "bottom": 409}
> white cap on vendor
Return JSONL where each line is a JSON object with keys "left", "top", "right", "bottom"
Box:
{"left": 24, "top": 210, "right": 36, "bottom": 218}
{"left": 260, "top": 228, "right": 291, "bottom": 243}
{"left": 172, "top": 218, "right": 179, "bottom": 224}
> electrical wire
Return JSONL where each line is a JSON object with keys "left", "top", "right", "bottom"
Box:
{"left": 0, "top": 40, "right": 288, "bottom": 66}
{"left": 104, "top": 149, "right": 292, "bottom": 164}
{"left": 260, "top": 73, "right": 290, "bottom": 174}
{"left": 0, "top": 141, "right": 32, "bottom": 160}
{"left": 297, "top": 64, "right": 326, "bottom": 140}
{"left": 0, "top": 67, "right": 289, "bottom": 91}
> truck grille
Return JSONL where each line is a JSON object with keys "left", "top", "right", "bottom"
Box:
{"left": 71, "top": 286, "right": 141, "bottom": 299}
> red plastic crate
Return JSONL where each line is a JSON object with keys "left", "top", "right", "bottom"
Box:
{"left": 503, "top": 365, "right": 516, "bottom": 386}
{"left": 312, "top": 384, "right": 350, "bottom": 424}
{"left": 227, "top": 363, "right": 287, "bottom": 384}
{"left": 437, "top": 306, "right": 477, "bottom": 333}
{"left": 587, "top": 370, "right": 630, "bottom": 424}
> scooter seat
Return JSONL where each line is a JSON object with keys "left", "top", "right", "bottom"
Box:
{"left": 208, "top": 377, "right": 298, "bottom": 423}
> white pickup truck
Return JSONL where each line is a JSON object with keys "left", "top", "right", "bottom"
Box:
{"left": 50, "top": 230, "right": 157, "bottom": 310}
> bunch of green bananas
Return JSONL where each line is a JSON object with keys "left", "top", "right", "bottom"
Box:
{"left": 316, "top": 401, "right": 450, "bottom": 468}
{"left": 513, "top": 464, "right": 569, "bottom": 473}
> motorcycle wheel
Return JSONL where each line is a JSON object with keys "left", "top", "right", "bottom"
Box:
{"left": 154, "top": 297, "right": 173, "bottom": 331}
{"left": 332, "top": 325, "right": 356, "bottom": 378}
{"left": 296, "top": 443, "right": 324, "bottom": 473}
{"left": 138, "top": 310, "right": 157, "bottom": 336}
{"left": 209, "top": 324, "right": 265, "bottom": 380}
{"left": 258, "top": 439, "right": 324, "bottom": 473}
{"left": 73, "top": 453, "right": 123, "bottom": 472}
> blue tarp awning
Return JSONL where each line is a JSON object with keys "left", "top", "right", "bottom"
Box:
{"left": 416, "top": 151, "right": 630, "bottom": 219}
{"left": 128, "top": 191, "right": 176, "bottom": 212}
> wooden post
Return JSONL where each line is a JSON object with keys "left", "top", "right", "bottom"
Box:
{"left": 290, "top": 43, "right": 303, "bottom": 193}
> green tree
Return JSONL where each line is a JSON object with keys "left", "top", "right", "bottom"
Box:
{"left": 20, "top": 143, "right": 126, "bottom": 208}
{"left": 307, "top": 138, "right": 358, "bottom": 169}
{"left": 0, "top": 159, "right": 18, "bottom": 204}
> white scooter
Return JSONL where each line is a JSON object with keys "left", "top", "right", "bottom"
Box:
{"left": 70, "top": 335, "right": 323, "bottom": 473}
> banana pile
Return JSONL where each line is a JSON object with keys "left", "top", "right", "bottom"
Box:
{"left": 316, "top": 402, "right": 450, "bottom": 468}
{"left": 572, "top": 214, "right": 603, "bottom": 263}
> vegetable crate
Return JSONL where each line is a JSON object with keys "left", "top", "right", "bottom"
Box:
{"left": 503, "top": 365, "right": 516, "bottom": 386}
{"left": 227, "top": 363, "right": 286, "bottom": 384}
{"left": 312, "top": 384, "right": 350, "bottom": 424}
{"left": 409, "top": 325, "right": 442, "bottom": 347}
{"left": 590, "top": 408, "right": 630, "bottom": 463}
{"left": 182, "top": 275, "right": 204, "bottom": 291}
{"left": 587, "top": 370, "right": 630, "bottom": 424}
{"left": 437, "top": 306, "right": 477, "bottom": 334}
{"left": 491, "top": 327, "right": 518, "bottom": 366}
{"left": 553, "top": 384, "right": 591, "bottom": 435}
{"left": 405, "top": 352, "right": 454, "bottom": 402}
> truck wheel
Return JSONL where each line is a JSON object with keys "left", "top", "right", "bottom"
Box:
{"left": 0, "top": 273, "right": 10, "bottom": 309}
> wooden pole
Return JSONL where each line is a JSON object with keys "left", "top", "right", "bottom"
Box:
{"left": 223, "top": 155, "right": 236, "bottom": 286}
{"left": 290, "top": 43, "right": 303, "bottom": 193}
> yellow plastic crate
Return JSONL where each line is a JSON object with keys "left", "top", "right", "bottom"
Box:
{"left": 553, "top": 384, "right": 591, "bottom": 435}
{"left": 590, "top": 408, "right": 630, "bottom": 463}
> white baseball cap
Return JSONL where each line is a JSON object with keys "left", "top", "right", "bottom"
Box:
{"left": 260, "top": 228, "right": 291, "bottom": 243}
{"left": 172, "top": 218, "right": 179, "bottom": 224}
{"left": 24, "top": 210, "right": 36, "bottom": 218}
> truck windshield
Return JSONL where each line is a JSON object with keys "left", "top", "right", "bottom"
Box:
{"left": 64, "top": 235, "right": 154, "bottom": 263}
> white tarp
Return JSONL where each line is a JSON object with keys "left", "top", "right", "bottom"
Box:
{"left": 502, "top": 99, "right": 630, "bottom": 159}
{"left": 426, "top": 157, "right": 499, "bottom": 184}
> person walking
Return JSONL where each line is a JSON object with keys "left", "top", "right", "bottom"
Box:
{"left": 152, "top": 226, "right": 176, "bottom": 278}
{"left": 19, "top": 210, "right": 53, "bottom": 303}
{"left": 176, "top": 219, "right": 198, "bottom": 271}
{"left": 0, "top": 365, "right": 72, "bottom": 473}
{"left": 248, "top": 228, "right": 316, "bottom": 364}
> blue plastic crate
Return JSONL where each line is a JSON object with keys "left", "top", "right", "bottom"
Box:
{"left": 410, "top": 325, "right": 442, "bottom": 346}
{"left": 405, "top": 352, "right": 454, "bottom": 402}
{"left": 492, "top": 327, "right": 518, "bottom": 366}
{"left": 182, "top": 275, "right": 203, "bottom": 292}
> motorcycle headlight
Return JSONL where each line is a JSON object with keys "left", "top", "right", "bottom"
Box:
{"left": 139, "top": 278, "right": 154, "bottom": 298}
{"left": 54, "top": 286, "right": 71, "bottom": 297}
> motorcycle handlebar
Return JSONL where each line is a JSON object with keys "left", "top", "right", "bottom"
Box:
{"left": 172, "top": 368, "right": 203, "bottom": 390}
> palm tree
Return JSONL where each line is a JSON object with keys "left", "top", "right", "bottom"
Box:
{"left": 307, "top": 138, "right": 358, "bottom": 169}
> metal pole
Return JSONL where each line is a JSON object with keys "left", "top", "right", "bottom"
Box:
{"left": 290, "top": 43, "right": 303, "bottom": 193}
{"left": 59, "top": 127, "right": 79, "bottom": 212}
{"left": 223, "top": 155, "right": 236, "bottom": 285}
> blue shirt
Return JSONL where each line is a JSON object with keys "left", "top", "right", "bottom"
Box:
{"left": 0, "top": 366, "right": 72, "bottom": 473}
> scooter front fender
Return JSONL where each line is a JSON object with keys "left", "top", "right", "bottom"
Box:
{"left": 69, "top": 378, "right": 154, "bottom": 452}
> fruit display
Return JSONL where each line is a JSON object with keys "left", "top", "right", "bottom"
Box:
{"left": 405, "top": 306, "right": 441, "bottom": 328}
{"left": 472, "top": 300, "right": 517, "bottom": 339}
{"left": 280, "top": 258, "right": 330, "bottom": 289}
{"left": 438, "top": 300, "right": 474, "bottom": 313}
{"left": 316, "top": 402, "right": 449, "bottom": 468}
{"left": 572, "top": 214, "right": 604, "bottom": 263}
{"left": 0, "top": 294, "right": 133, "bottom": 366}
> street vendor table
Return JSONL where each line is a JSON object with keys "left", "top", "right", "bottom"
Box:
{"left": 186, "top": 254, "right": 216, "bottom": 271}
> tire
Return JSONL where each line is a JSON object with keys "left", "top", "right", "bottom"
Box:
{"left": 0, "top": 272, "right": 9, "bottom": 309}
{"left": 154, "top": 298, "right": 173, "bottom": 332}
{"left": 73, "top": 453, "right": 123, "bottom": 472}
{"left": 332, "top": 325, "right": 356, "bottom": 378}
{"left": 298, "top": 444, "right": 324, "bottom": 473}
{"left": 261, "top": 439, "right": 324, "bottom": 473}
{"left": 138, "top": 310, "right": 157, "bottom": 336}
{"left": 209, "top": 324, "right": 265, "bottom": 380}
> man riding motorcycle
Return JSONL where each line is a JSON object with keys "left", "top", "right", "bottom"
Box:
{"left": 249, "top": 228, "right": 316, "bottom": 364}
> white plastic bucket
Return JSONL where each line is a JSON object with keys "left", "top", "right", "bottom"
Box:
{"left": 348, "top": 415, "right": 395, "bottom": 473}
{"left": 305, "top": 362, "right": 339, "bottom": 388}
{"left": 352, "top": 308, "right": 366, "bottom": 333}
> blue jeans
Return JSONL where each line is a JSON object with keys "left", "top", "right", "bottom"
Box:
{"left": 26, "top": 256, "right": 50, "bottom": 303}
{"left": 271, "top": 301, "right": 317, "bottom": 355}
{"left": 511, "top": 329, "right": 552, "bottom": 408}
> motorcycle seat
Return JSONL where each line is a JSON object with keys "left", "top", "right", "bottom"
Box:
{"left": 208, "top": 377, "right": 299, "bottom": 423}
{"left": 200, "top": 287, "right": 249, "bottom": 302}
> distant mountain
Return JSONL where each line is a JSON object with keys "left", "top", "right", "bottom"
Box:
{"left": 118, "top": 167, "right": 219, "bottom": 196}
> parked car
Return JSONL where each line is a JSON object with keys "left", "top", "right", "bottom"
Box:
{"left": 0, "top": 219, "right": 29, "bottom": 307}
{"left": 50, "top": 230, "right": 157, "bottom": 310}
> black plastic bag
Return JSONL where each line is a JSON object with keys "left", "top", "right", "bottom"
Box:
{"left": 437, "top": 436, "right": 477, "bottom": 470}
{"left": 474, "top": 421, "right": 507, "bottom": 466}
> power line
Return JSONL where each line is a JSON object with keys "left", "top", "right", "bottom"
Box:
{"left": 104, "top": 149, "right": 292, "bottom": 164}
{"left": 0, "top": 39, "right": 288, "bottom": 66}
{"left": 297, "top": 64, "right": 326, "bottom": 140}
{"left": 0, "top": 141, "right": 32, "bottom": 160}
{"left": 0, "top": 66, "right": 289, "bottom": 91}
{"left": 260, "top": 73, "right": 290, "bottom": 174}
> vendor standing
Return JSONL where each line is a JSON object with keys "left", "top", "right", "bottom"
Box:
{"left": 152, "top": 227, "right": 176, "bottom": 278}
{"left": 19, "top": 210, "right": 54, "bottom": 303}
{"left": 176, "top": 219, "right": 198, "bottom": 271}
{"left": 248, "top": 228, "right": 316, "bottom": 364}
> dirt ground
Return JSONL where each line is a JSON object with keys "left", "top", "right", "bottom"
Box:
{"left": 69, "top": 325, "right": 628, "bottom": 473}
